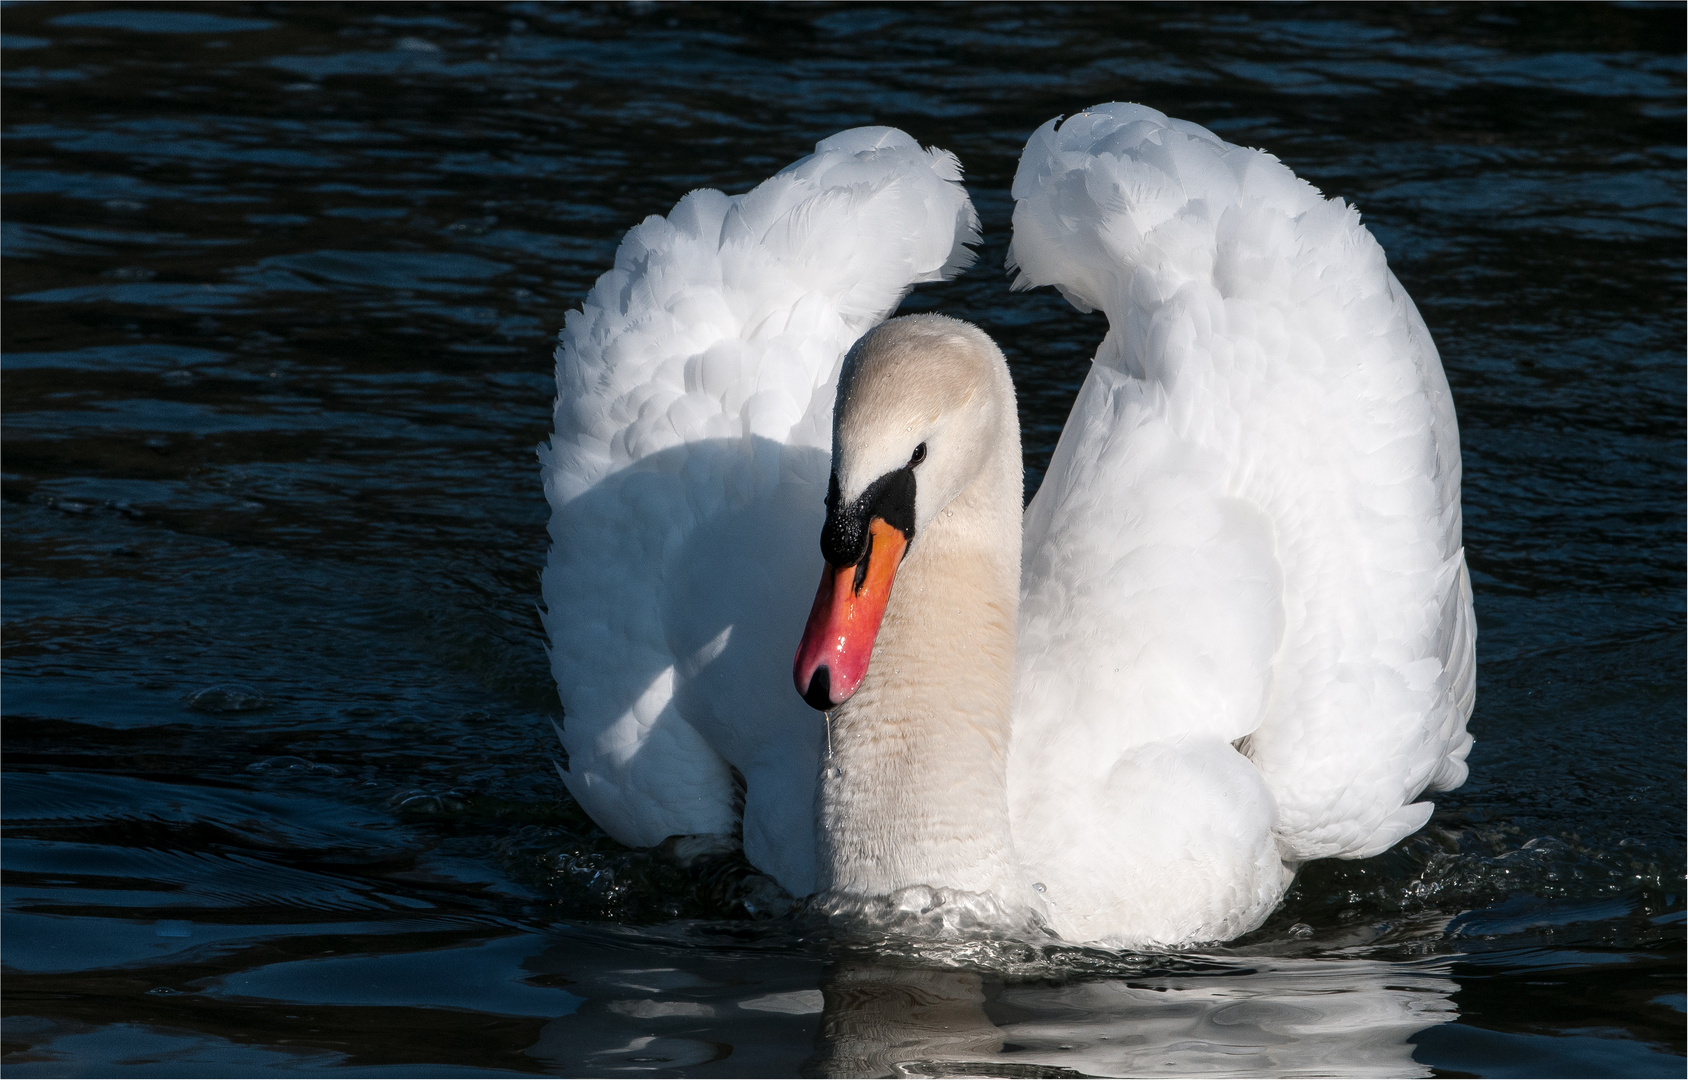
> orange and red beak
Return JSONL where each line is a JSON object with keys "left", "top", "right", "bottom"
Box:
{"left": 794, "top": 466, "right": 918, "bottom": 710}
{"left": 793, "top": 518, "right": 908, "bottom": 709}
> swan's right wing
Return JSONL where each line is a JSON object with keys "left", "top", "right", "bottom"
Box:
{"left": 1007, "top": 105, "right": 1473, "bottom": 890}
{"left": 541, "top": 130, "right": 978, "bottom": 895}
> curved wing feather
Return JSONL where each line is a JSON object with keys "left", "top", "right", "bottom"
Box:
{"left": 541, "top": 129, "right": 978, "bottom": 894}
{"left": 1008, "top": 104, "right": 1474, "bottom": 869}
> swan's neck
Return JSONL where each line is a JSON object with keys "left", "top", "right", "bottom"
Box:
{"left": 816, "top": 421, "right": 1026, "bottom": 911}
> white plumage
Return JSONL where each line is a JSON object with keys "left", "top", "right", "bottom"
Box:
{"left": 1005, "top": 104, "right": 1473, "bottom": 944}
{"left": 541, "top": 128, "right": 979, "bottom": 894}
{"left": 542, "top": 104, "right": 1474, "bottom": 947}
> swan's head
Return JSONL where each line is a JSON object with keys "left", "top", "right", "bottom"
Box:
{"left": 794, "top": 314, "right": 1013, "bottom": 710}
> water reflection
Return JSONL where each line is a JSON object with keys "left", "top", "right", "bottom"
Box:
{"left": 987, "top": 958, "right": 1456, "bottom": 1079}
{"left": 522, "top": 927, "right": 822, "bottom": 1074}
{"left": 812, "top": 965, "right": 1003, "bottom": 1078}
{"left": 518, "top": 933, "right": 1458, "bottom": 1078}
{"left": 812, "top": 958, "right": 1457, "bottom": 1079}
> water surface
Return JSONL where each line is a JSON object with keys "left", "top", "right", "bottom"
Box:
{"left": 3, "top": 3, "right": 1683, "bottom": 1076}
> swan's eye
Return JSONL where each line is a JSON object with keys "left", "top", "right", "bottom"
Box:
{"left": 909, "top": 443, "right": 927, "bottom": 468}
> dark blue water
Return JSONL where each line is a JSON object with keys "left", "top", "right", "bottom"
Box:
{"left": 3, "top": 4, "right": 1682, "bottom": 1076}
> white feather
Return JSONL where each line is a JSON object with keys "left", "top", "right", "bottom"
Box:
{"left": 1007, "top": 104, "right": 1474, "bottom": 931}
{"left": 542, "top": 128, "right": 978, "bottom": 895}
{"left": 543, "top": 105, "right": 1474, "bottom": 947}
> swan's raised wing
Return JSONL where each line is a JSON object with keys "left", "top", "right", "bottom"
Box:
{"left": 1007, "top": 104, "right": 1473, "bottom": 877}
{"left": 540, "top": 129, "right": 978, "bottom": 895}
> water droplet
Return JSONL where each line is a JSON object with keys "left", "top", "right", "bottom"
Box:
{"left": 101, "top": 266, "right": 156, "bottom": 281}
{"left": 447, "top": 216, "right": 497, "bottom": 236}
{"left": 247, "top": 756, "right": 340, "bottom": 776}
{"left": 187, "top": 683, "right": 271, "bottom": 713}
{"left": 1289, "top": 922, "right": 1314, "bottom": 938}
{"left": 1033, "top": 882, "right": 1047, "bottom": 893}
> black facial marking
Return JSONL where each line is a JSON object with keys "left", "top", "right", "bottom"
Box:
{"left": 852, "top": 531, "right": 872, "bottom": 595}
{"left": 820, "top": 464, "right": 917, "bottom": 568}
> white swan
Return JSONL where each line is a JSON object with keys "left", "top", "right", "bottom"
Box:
{"left": 542, "top": 104, "right": 1474, "bottom": 948}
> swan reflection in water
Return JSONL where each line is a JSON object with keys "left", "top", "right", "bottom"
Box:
{"left": 524, "top": 934, "right": 1457, "bottom": 1078}
{"left": 809, "top": 957, "right": 1456, "bottom": 1079}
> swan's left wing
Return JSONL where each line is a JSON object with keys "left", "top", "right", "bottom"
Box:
{"left": 541, "top": 129, "right": 978, "bottom": 895}
{"left": 1007, "top": 105, "right": 1474, "bottom": 902}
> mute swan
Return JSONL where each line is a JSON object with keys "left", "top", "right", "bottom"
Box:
{"left": 542, "top": 104, "right": 1474, "bottom": 948}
